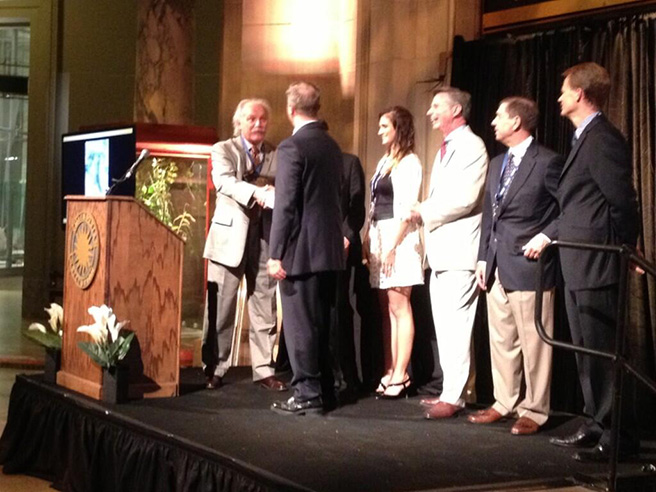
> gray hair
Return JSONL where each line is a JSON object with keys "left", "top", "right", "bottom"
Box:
{"left": 286, "top": 81, "right": 321, "bottom": 117}
{"left": 232, "top": 98, "right": 272, "bottom": 136}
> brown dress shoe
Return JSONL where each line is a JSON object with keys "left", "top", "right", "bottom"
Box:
{"left": 511, "top": 416, "right": 539, "bottom": 435}
{"left": 420, "top": 396, "right": 441, "bottom": 407}
{"left": 256, "top": 376, "right": 288, "bottom": 392}
{"left": 467, "top": 407, "right": 504, "bottom": 424}
{"left": 425, "top": 401, "right": 462, "bottom": 419}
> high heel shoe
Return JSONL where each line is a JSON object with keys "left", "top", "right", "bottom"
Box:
{"left": 378, "top": 378, "right": 411, "bottom": 400}
{"left": 375, "top": 374, "right": 392, "bottom": 395}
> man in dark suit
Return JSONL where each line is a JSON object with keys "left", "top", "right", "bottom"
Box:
{"left": 532, "top": 62, "right": 640, "bottom": 461}
{"left": 268, "top": 81, "right": 345, "bottom": 415}
{"left": 470, "top": 97, "right": 563, "bottom": 435}
{"left": 330, "top": 152, "right": 366, "bottom": 397}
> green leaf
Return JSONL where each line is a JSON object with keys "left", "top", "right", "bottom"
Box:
{"left": 116, "top": 332, "right": 135, "bottom": 361}
{"left": 22, "top": 330, "right": 62, "bottom": 349}
{"left": 77, "top": 341, "right": 111, "bottom": 368}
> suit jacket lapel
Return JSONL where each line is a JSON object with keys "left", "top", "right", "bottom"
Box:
{"left": 560, "top": 115, "right": 602, "bottom": 181}
{"left": 428, "top": 152, "right": 441, "bottom": 196}
{"left": 499, "top": 142, "right": 538, "bottom": 213}
{"left": 233, "top": 137, "right": 249, "bottom": 178}
{"left": 440, "top": 127, "right": 466, "bottom": 169}
{"left": 258, "top": 141, "right": 275, "bottom": 179}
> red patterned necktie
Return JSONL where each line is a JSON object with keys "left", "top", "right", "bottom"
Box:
{"left": 251, "top": 146, "right": 261, "bottom": 169}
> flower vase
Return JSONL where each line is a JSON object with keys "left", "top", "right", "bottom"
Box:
{"left": 43, "top": 347, "right": 61, "bottom": 384}
{"left": 102, "top": 364, "right": 129, "bottom": 404}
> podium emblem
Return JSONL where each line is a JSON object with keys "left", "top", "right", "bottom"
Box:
{"left": 69, "top": 212, "right": 100, "bottom": 289}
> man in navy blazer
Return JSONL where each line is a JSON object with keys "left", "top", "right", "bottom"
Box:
{"left": 532, "top": 62, "right": 640, "bottom": 461}
{"left": 268, "top": 81, "right": 345, "bottom": 415}
{"left": 470, "top": 97, "right": 563, "bottom": 435}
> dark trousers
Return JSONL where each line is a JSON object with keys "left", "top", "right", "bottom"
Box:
{"left": 330, "top": 268, "right": 359, "bottom": 389}
{"left": 279, "top": 271, "right": 337, "bottom": 402}
{"left": 565, "top": 284, "right": 636, "bottom": 446}
{"left": 330, "top": 259, "right": 376, "bottom": 390}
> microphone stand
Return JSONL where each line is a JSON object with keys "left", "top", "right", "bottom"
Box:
{"left": 106, "top": 149, "right": 150, "bottom": 196}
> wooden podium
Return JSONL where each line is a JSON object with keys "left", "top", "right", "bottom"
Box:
{"left": 58, "top": 196, "right": 184, "bottom": 400}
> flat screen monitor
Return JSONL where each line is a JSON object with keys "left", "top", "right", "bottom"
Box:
{"left": 61, "top": 126, "right": 137, "bottom": 222}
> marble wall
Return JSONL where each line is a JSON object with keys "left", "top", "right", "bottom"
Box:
{"left": 356, "top": 0, "right": 482, "bottom": 200}
{"left": 217, "top": 0, "right": 481, "bottom": 173}
{"left": 219, "top": 0, "right": 357, "bottom": 148}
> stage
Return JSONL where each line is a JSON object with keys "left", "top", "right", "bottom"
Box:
{"left": 1, "top": 368, "right": 655, "bottom": 492}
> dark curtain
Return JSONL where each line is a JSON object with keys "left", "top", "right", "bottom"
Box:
{"left": 452, "top": 12, "right": 656, "bottom": 431}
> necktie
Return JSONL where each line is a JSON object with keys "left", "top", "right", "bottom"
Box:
{"left": 252, "top": 146, "right": 260, "bottom": 165}
{"left": 494, "top": 153, "right": 519, "bottom": 216}
{"left": 571, "top": 134, "right": 578, "bottom": 147}
{"left": 244, "top": 146, "right": 260, "bottom": 182}
{"left": 440, "top": 140, "right": 447, "bottom": 160}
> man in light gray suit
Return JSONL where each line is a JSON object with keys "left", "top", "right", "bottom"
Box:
{"left": 202, "top": 98, "right": 287, "bottom": 392}
{"left": 410, "top": 88, "right": 489, "bottom": 419}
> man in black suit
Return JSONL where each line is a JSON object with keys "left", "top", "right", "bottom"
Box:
{"left": 268, "top": 81, "right": 345, "bottom": 415}
{"left": 330, "top": 152, "right": 366, "bottom": 397}
{"left": 470, "top": 97, "right": 563, "bottom": 435}
{"left": 532, "top": 62, "right": 640, "bottom": 461}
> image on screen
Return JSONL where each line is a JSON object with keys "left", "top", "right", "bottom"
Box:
{"left": 84, "top": 139, "right": 110, "bottom": 196}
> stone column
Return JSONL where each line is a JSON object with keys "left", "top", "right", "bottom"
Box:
{"left": 135, "top": 0, "right": 195, "bottom": 124}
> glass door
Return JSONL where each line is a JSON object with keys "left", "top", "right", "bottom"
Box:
{"left": 0, "top": 26, "right": 29, "bottom": 273}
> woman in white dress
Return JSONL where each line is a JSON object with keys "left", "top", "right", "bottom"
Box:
{"left": 364, "top": 106, "right": 423, "bottom": 399}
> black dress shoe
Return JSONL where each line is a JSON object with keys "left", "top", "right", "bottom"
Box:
{"left": 573, "top": 442, "right": 639, "bottom": 463}
{"left": 271, "top": 396, "right": 323, "bottom": 416}
{"left": 206, "top": 375, "right": 223, "bottom": 390}
{"left": 549, "top": 429, "right": 599, "bottom": 448}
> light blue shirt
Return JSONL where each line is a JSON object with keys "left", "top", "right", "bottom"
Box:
{"left": 575, "top": 111, "right": 602, "bottom": 140}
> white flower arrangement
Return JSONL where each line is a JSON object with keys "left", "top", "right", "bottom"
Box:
{"left": 25, "top": 303, "right": 64, "bottom": 349}
{"left": 76, "top": 304, "right": 133, "bottom": 369}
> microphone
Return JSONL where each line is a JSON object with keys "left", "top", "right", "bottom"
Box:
{"left": 125, "top": 148, "right": 151, "bottom": 179}
{"left": 105, "top": 148, "right": 151, "bottom": 195}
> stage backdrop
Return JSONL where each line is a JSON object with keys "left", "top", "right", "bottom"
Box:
{"left": 451, "top": 9, "right": 656, "bottom": 433}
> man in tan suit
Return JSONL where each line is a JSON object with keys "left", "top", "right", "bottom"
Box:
{"left": 410, "top": 88, "right": 488, "bottom": 418}
{"left": 202, "top": 98, "right": 287, "bottom": 392}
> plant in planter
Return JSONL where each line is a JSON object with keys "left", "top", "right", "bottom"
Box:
{"left": 137, "top": 157, "right": 196, "bottom": 241}
{"left": 25, "top": 303, "right": 63, "bottom": 383}
{"left": 136, "top": 157, "right": 197, "bottom": 241}
{"left": 77, "top": 305, "right": 133, "bottom": 403}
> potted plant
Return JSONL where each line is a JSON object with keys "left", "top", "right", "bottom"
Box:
{"left": 25, "top": 303, "right": 63, "bottom": 383}
{"left": 77, "top": 304, "right": 133, "bottom": 403}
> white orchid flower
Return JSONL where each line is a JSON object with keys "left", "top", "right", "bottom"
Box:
{"left": 106, "top": 314, "right": 129, "bottom": 343}
{"left": 44, "top": 303, "right": 63, "bottom": 333}
{"left": 28, "top": 323, "right": 47, "bottom": 334}
{"left": 88, "top": 304, "right": 112, "bottom": 330}
{"left": 77, "top": 323, "right": 107, "bottom": 344}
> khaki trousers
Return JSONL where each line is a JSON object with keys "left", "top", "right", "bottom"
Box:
{"left": 486, "top": 276, "right": 554, "bottom": 425}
